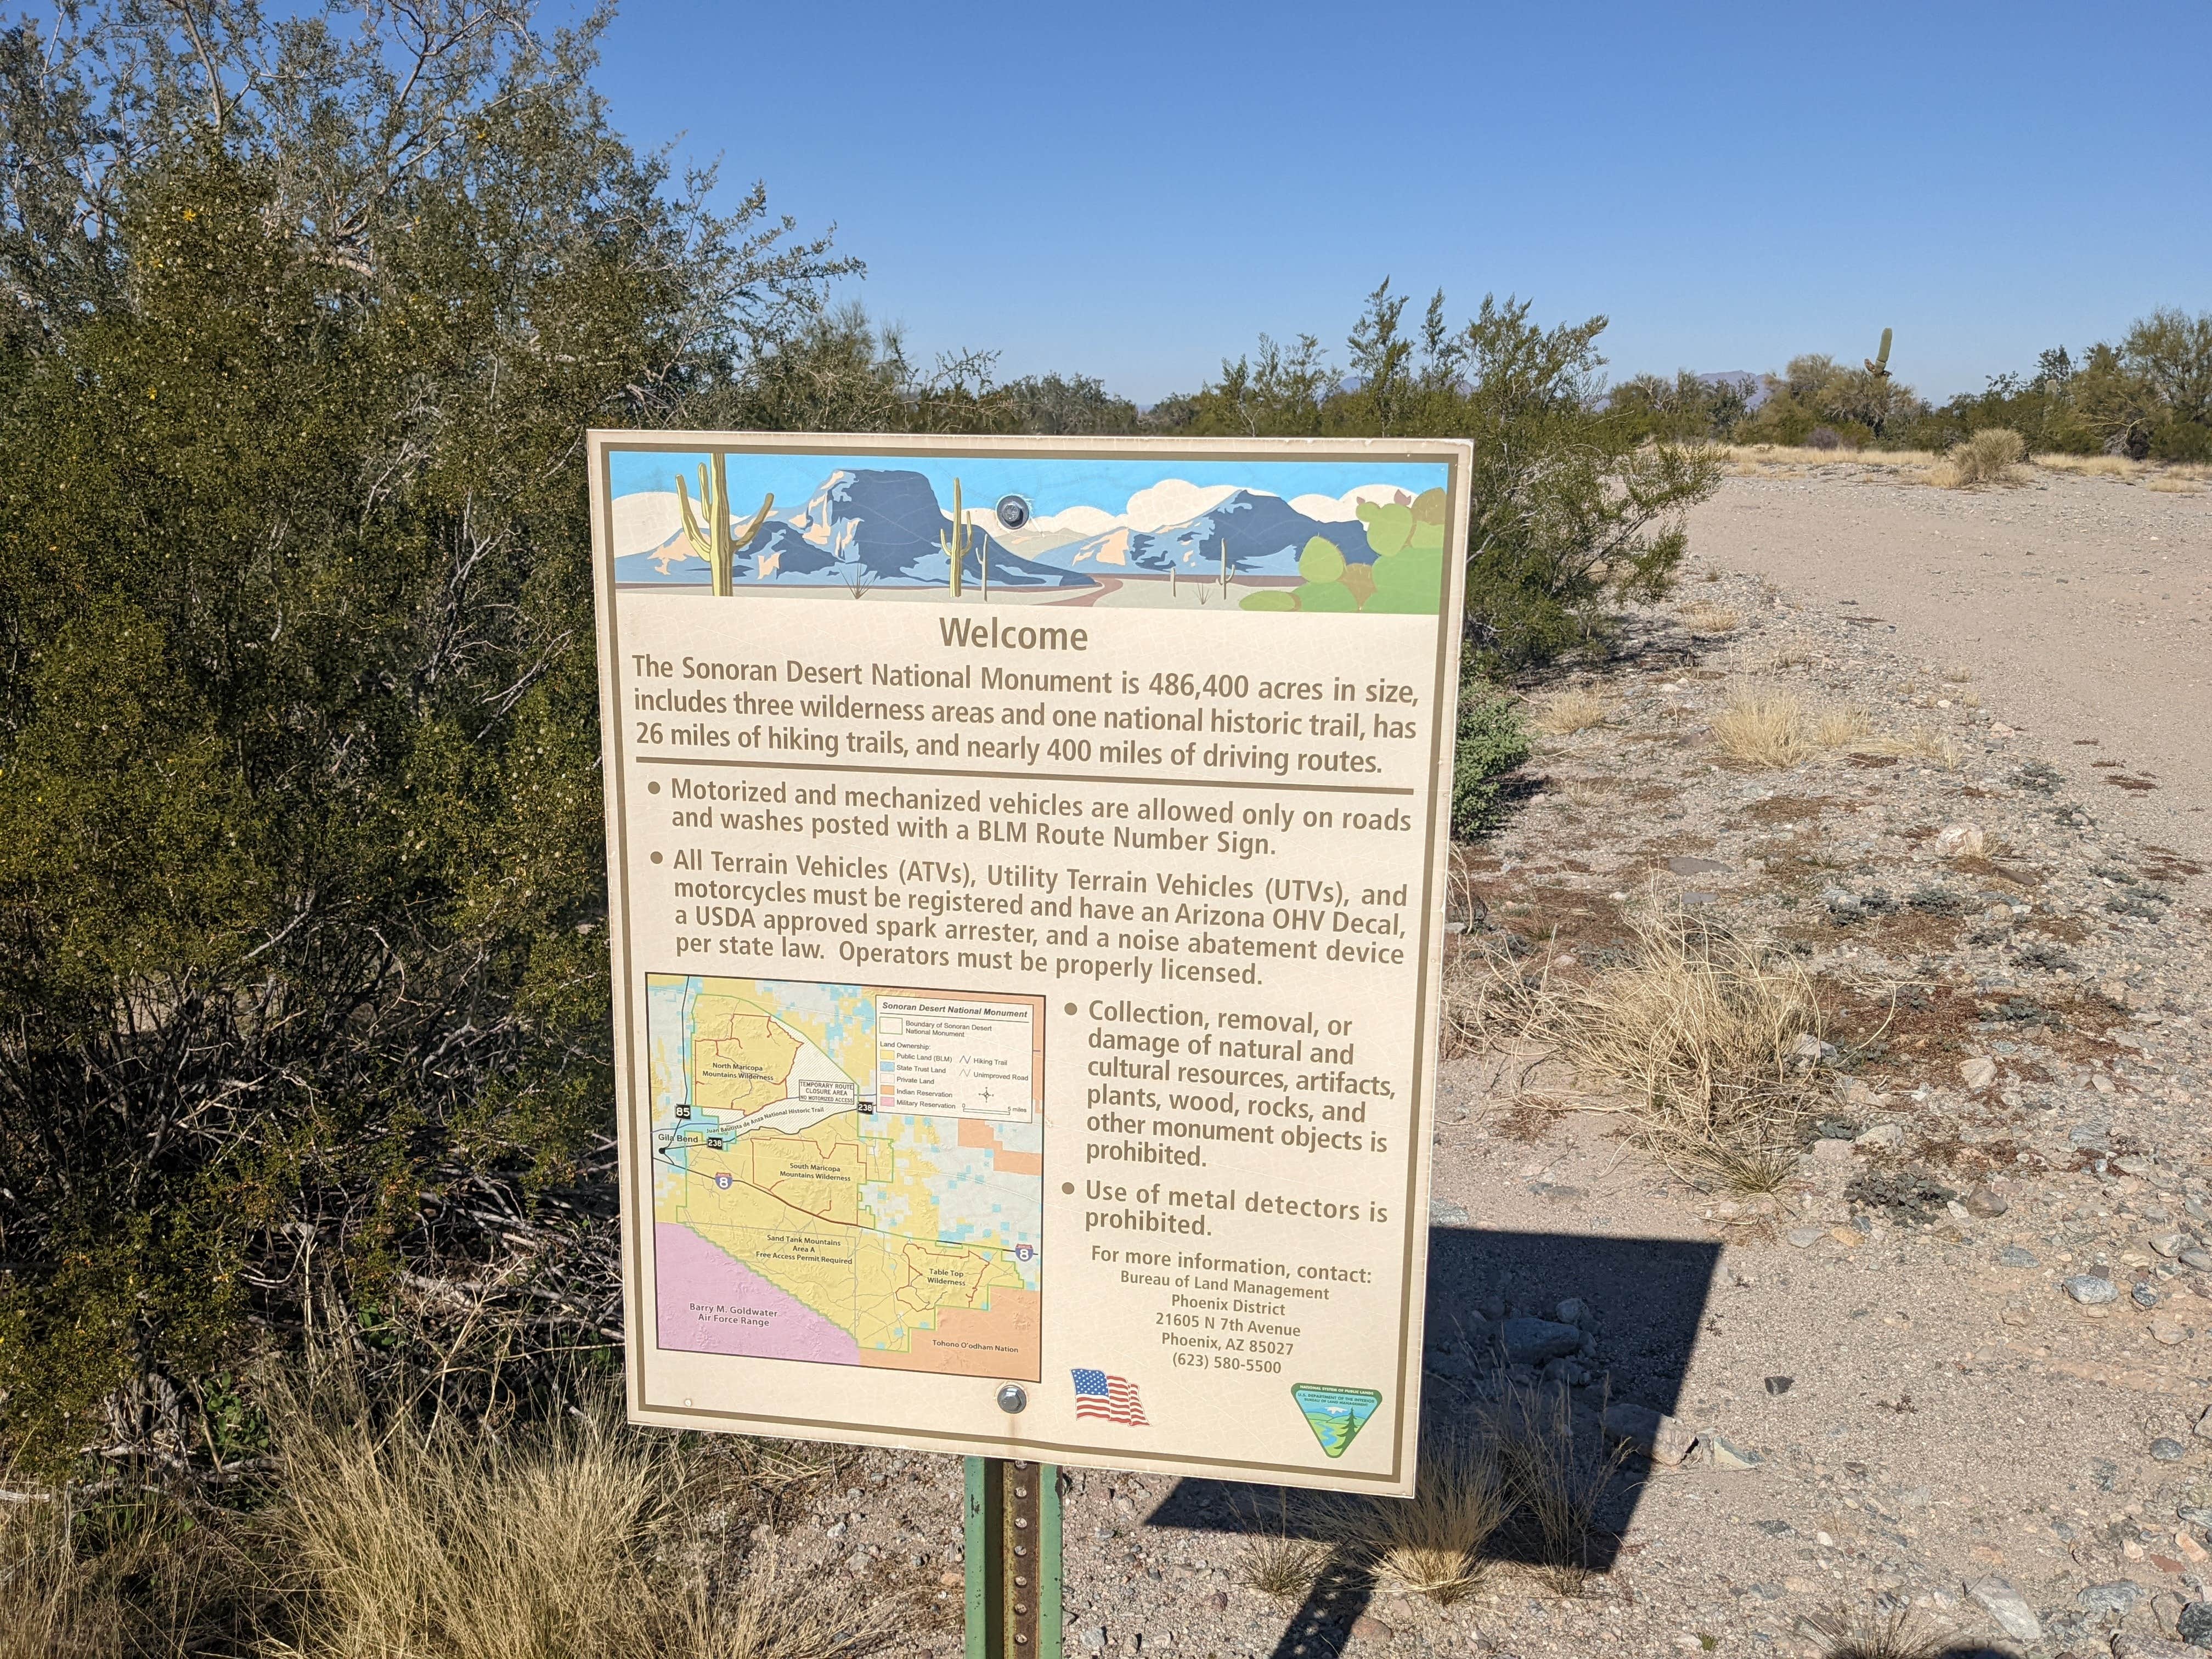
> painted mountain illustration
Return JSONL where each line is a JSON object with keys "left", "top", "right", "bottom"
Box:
{"left": 614, "top": 469, "right": 1094, "bottom": 590}
{"left": 1043, "top": 489, "right": 1378, "bottom": 579}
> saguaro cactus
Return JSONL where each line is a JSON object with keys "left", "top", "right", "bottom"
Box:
{"left": 1865, "top": 326, "right": 1894, "bottom": 381}
{"left": 939, "top": 477, "right": 971, "bottom": 599}
{"left": 674, "top": 455, "right": 774, "bottom": 597}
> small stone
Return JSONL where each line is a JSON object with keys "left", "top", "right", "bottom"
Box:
{"left": 1959, "top": 1056, "right": 2000, "bottom": 1091}
{"left": 939, "top": 1568, "right": 963, "bottom": 1587}
{"left": 2154, "top": 1233, "right": 2190, "bottom": 1258}
{"left": 1830, "top": 1226, "right": 1863, "bottom": 1247}
{"left": 1209, "top": 1590, "right": 1227, "bottom": 1612}
{"left": 2136, "top": 1283, "right": 2162, "bottom": 1309}
{"left": 1997, "top": 1245, "right": 2040, "bottom": 1268}
{"left": 1602, "top": 1401, "right": 1699, "bottom": 1466}
{"left": 1082, "top": 1627, "right": 1108, "bottom": 1655}
{"left": 2153, "top": 1321, "right": 2188, "bottom": 1347}
{"left": 1429, "top": 1198, "right": 1471, "bottom": 1227}
{"left": 1964, "top": 1185, "right": 2010, "bottom": 1218}
{"left": 2184, "top": 1249, "right": 2212, "bottom": 1271}
{"left": 1966, "top": 1576, "right": 2042, "bottom": 1643}
{"left": 2197, "top": 1406, "right": 2212, "bottom": 1441}
{"left": 2083, "top": 1580, "right": 2145, "bottom": 1617}
{"left": 1787, "top": 1225, "right": 1825, "bottom": 1248}
{"left": 2101, "top": 977, "right": 2135, "bottom": 1008}
{"left": 1708, "top": 1435, "right": 1763, "bottom": 1470}
{"left": 1556, "top": 1297, "right": 1594, "bottom": 1328}
{"left": 2181, "top": 1600, "right": 2212, "bottom": 1645}
{"left": 2064, "top": 1273, "right": 2119, "bottom": 1305}
{"left": 1855, "top": 1122, "right": 1905, "bottom": 1151}
{"left": 1934, "top": 821, "right": 1985, "bottom": 857}
{"left": 1810, "top": 1138, "right": 1857, "bottom": 1164}
{"left": 1350, "top": 1613, "right": 1395, "bottom": 1641}
{"left": 1764, "top": 1375, "right": 1794, "bottom": 1395}
{"left": 1500, "top": 1317, "right": 1586, "bottom": 1367}
{"left": 2153, "top": 1438, "right": 2189, "bottom": 1462}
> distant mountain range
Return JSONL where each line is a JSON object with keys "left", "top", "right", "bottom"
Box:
{"left": 614, "top": 469, "right": 1391, "bottom": 590}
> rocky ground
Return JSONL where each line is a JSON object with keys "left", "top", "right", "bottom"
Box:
{"left": 763, "top": 470, "right": 2212, "bottom": 1659}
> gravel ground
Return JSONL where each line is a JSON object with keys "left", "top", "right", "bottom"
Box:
{"left": 754, "top": 469, "right": 2212, "bottom": 1659}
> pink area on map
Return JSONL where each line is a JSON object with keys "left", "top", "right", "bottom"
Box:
{"left": 654, "top": 1223, "right": 859, "bottom": 1364}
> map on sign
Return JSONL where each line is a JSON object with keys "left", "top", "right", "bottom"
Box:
{"left": 647, "top": 976, "right": 1044, "bottom": 1379}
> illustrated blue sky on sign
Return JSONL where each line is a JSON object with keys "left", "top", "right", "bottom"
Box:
{"left": 603, "top": 448, "right": 1453, "bottom": 616}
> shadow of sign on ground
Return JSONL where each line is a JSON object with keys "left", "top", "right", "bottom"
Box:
{"left": 1141, "top": 1226, "right": 1725, "bottom": 1657}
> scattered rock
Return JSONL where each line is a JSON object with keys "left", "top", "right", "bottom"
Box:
{"left": 1429, "top": 1198, "right": 1470, "bottom": 1227}
{"left": 1854, "top": 1122, "right": 1905, "bottom": 1151}
{"left": 2183, "top": 1249, "right": 2212, "bottom": 1271}
{"left": 1786, "top": 1225, "right": 1826, "bottom": 1248}
{"left": 1499, "top": 1317, "right": 1585, "bottom": 1367}
{"left": 2115, "top": 1635, "right": 2209, "bottom": 1659}
{"left": 1602, "top": 1401, "right": 1699, "bottom": 1466}
{"left": 2197, "top": 1406, "right": 2212, "bottom": 1441}
{"left": 1707, "top": 1435, "right": 1763, "bottom": 1470}
{"left": 2064, "top": 1274, "right": 2119, "bottom": 1305}
{"left": 2154, "top": 1438, "right": 2188, "bottom": 1462}
{"left": 1810, "top": 1138, "right": 1857, "bottom": 1164}
{"left": 2153, "top": 1320, "right": 2188, "bottom": 1347}
{"left": 1966, "top": 1575, "right": 2042, "bottom": 1643}
{"left": 1350, "top": 1613, "right": 1395, "bottom": 1641}
{"left": 2136, "top": 1283, "right": 2162, "bottom": 1310}
{"left": 2082, "top": 1580, "right": 2145, "bottom": 1617}
{"left": 1764, "top": 1375, "right": 1793, "bottom": 1395}
{"left": 2180, "top": 1600, "right": 2212, "bottom": 1646}
{"left": 1935, "top": 821, "right": 1987, "bottom": 857}
{"left": 1998, "top": 1245, "right": 2041, "bottom": 1268}
{"left": 1959, "top": 1056, "right": 2000, "bottom": 1091}
{"left": 2153, "top": 1233, "right": 2190, "bottom": 1258}
{"left": 1964, "top": 1186, "right": 2011, "bottom": 1218}
{"left": 1666, "top": 856, "right": 1729, "bottom": 876}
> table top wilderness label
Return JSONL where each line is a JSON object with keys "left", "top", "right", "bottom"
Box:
{"left": 592, "top": 433, "right": 1470, "bottom": 1494}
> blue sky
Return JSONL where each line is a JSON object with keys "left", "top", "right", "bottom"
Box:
{"left": 591, "top": 0, "right": 2211, "bottom": 406}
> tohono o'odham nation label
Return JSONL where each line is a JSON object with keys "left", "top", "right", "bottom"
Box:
{"left": 590, "top": 432, "right": 1469, "bottom": 1494}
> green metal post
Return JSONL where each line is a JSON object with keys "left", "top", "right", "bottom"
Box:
{"left": 965, "top": 1456, "right": 1062, "bottom": 1658}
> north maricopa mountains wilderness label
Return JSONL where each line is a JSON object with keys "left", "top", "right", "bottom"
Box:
{"left": 590, "top": 433, "right": 1469, "bottom": 1495}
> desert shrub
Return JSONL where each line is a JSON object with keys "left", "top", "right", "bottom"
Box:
{"left": 0, "top": 1, "right": 853, "bottom": 1472}
{"left": 1155, "top": 284, "right": 1723, "bottom": 669}
{"left": 1804, "top": 425, "right": 1845, "bottom": 450}
{"left": 1946, "top": 426, "right": 2027, "bottom": 487}
{"left": 1451, "top": 682, "right": 1532, "bottom": 839}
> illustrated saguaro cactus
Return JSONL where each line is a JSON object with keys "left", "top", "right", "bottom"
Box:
{"left": 674, "top": 456, "right": 774, "bottom": 597}
{"left": 939, "top": 477, "right": 971, "bottom": 599}
{"left": 1865, "top": 326, "right": 1894, "bottom": 381}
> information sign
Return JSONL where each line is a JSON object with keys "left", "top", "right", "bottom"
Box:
{"left": 590, "top": 433, "right": 1470, "bottom": 1494}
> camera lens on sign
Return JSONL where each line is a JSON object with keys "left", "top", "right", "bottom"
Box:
{"left": 995, "top": 495, "right": 1030, "bottom": 531}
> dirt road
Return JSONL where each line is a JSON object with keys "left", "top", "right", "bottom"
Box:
{"left": 1686, "top": 470, "right": 2212, "bottom": 858}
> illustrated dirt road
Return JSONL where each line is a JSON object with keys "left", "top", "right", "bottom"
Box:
{"left": 1688, "top": 469, "right": 2212, "bottom": 857}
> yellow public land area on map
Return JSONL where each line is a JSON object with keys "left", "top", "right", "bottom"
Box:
{"left": 647, "top": 975, "right": 1043, "bottom": 1378}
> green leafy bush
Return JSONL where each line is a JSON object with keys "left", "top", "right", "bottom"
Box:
{"left": 1451, "top": 684, "right": 1531, "bottom": 840}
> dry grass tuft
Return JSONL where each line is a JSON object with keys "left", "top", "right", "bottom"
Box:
{"left": 0, "top": 1486, "right": 252, "bottom": 1658}
{"left": 1232, "top": 1504, "right": 1329, "bottom": 1602}
{"left": 1487, "top": 1381, "right": 1630, "bottom": 1594}
{"left": 1550, "top": 905, "right": 1824, "bottom": 1171}
{"left": 1810, "top": 1604, "right": 1951, "bottom": 1659}
{"left": 1335, "top": 1436, "right": 1509, "bottom": 1606}
{"left": 1444, "top": 900, "right": 1826, "bottom": 1183}
{"left": 1712, "top": 685, "right": 1812, "bottom": 768}
{"left": 1679, "top": 602, "right": 1741, "bottom": 636}
{"left": 256, "top": 1367, "right": 900, "bottom": 1659}
{"left": 1859, "top": 725, "right": 1961, "bottom": 769}
{"left": 2034, "top": 452, "right": 2140, "bottom": 479}
{"left": 1938, "top": 427, "right": 2027, "bottom": 489}
{"left": 1812, "top": 703, "right": 1871, "bottom": 749}
{"left": 1531, "top": 685, "right": 1610, "bottom": 736}
{"left": 1717, "top": 444, "right": 1939, "bottom": 478}
{"left": 2147, "top": 472, "right": 2205, "bottom": 493}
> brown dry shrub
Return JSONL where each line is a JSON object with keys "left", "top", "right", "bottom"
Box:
{"left": 1942, "top": 427, "right": 2027, "bottom": 488}
{"left": 1531, "top": 685, "right": 1610, "bottom": 736}
{"left": 1333, "top": 1434, "right": 1509, "bottom": 1605}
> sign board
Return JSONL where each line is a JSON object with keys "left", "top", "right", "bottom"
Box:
{"left": 588, "top": 433, "right": 1469, "bottom": 1495}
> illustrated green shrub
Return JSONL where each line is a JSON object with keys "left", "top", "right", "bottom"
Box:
{"left": 1240, "top": 590, "right": 1297, "bottom": 612}
{"left": 1452, "top": 680, "right": 1531, "bottom": 839}
{"left": 1363, "top": 488, "right": 1447, "bottom": 614}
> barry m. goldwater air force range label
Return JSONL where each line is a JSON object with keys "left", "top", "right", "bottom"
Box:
{"left": 589, "top": 433, "right": 1469, "bottom": 1494}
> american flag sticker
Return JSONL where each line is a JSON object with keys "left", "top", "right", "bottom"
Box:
{"left": 1071, "top": 1368, "right": 1148, "bottom": 1426}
